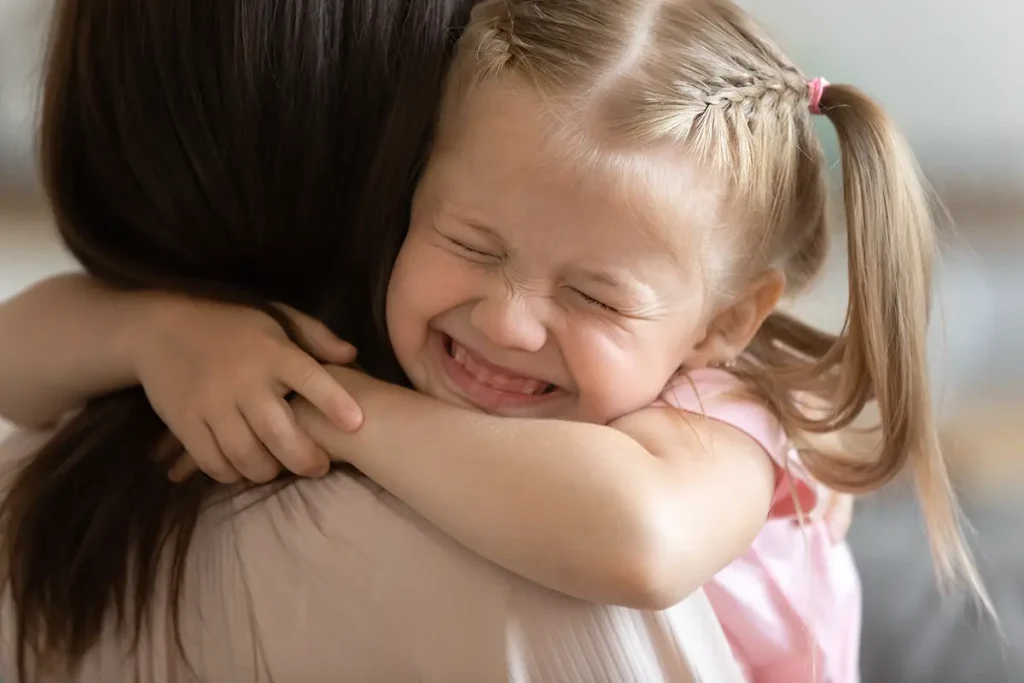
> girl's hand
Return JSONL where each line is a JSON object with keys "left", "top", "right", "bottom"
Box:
{"left": 168, "top": 364, "right": 376, "bottom": 481}
{"left": 132, "top": 296, "right": 361, "bottom": 483}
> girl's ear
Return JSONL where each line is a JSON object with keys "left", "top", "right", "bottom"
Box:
{"left": 688, "top": 270, "right": 785, "bottom": 367}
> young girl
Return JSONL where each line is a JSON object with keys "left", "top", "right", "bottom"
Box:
{"left": 0, "top": 0, "right": 987, "bottom": 680}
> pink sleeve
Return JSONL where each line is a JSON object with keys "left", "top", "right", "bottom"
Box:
{"left": 659, "top": 369, "right": 820, "bottom": 521}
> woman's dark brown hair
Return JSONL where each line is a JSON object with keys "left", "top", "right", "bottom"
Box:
{"left": 0, "top": 0, "right": 475, "bottom": 678}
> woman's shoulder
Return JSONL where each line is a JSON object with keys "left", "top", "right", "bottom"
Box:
{"left": 186, "top": 473, "right": 738, "bottom": 681}
{"left": 182, "top": 473, "right": 500, "bottom": 679}
{"left": 0, "top": 425, "right": 54, "bottom": 488}
{"left": 0, "top": 424, "right": 53, "bottom": 460}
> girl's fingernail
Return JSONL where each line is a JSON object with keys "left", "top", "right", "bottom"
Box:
{"left": 343, "top": 411, "right": 363, "bottom": 430}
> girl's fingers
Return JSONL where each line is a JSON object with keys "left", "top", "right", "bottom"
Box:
{"left": 174, "top": 421, "right": 242, "bottom": 484}
{"left": 279, "top": 354, "right": 363, "bottom": 431}
{"left": 168, "top": 453, "right": 200, "bottom": 482}
{"left": 277, "top": 304, "right": 357, "bottom": 364}
{"left": 209, "top": 409, "right": 282, "bottom": 483}
{"left": 241, "top": 394, "right": 330, "bottom": 478}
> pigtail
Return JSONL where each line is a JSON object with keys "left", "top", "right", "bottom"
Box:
{"left": 817, "top": 84, "right": 990, "bottom": 610}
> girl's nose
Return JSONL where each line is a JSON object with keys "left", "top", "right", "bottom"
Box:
{"left": 469, "top": 293, "right": 548, "bottom": 353}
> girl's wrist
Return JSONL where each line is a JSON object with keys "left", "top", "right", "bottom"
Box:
{"left": 313, "top": 378, "right": 425, "bottom": 475}
{"left": 120, "top": 288, "right": 184, "bottom": 384}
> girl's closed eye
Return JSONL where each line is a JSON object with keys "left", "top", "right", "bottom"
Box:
{"left": 445, "top": 235, "right": 499, "bottom": 260}
{"left": 571, "top": 288, "right": 620, "bottom": 314}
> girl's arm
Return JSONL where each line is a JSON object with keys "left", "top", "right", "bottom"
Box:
{"left": 0, "top": 274, "right": 360, "bottom": 481}
{"left": 294, "top": 366, "right": 776, "bottom": 610}
{"left": 0, "top": 273, "right": 146, "bottom": 427}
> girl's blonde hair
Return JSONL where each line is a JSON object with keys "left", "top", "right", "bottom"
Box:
{"left": 442, "top": 0, "right": 989, "bottom": 606}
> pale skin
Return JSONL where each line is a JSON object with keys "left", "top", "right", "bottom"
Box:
{"left": 0, "top": 277, "right": 852, "bottom": 607}
{"left": 0, "top": 82, "right": 853, "bottom": 608}
{"left": 0, "top": 283, "right": 773, "bottom": 607}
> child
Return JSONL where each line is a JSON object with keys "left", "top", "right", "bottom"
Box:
{"left": 0, "top": 0, "right": 987, "bottom": 680}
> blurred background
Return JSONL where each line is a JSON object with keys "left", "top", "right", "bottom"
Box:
{"left": 1, "top": 0, "right": 1021, "bottom": 680}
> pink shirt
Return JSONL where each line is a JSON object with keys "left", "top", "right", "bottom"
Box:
{"left": 661, "top": 369, "right": 862, "bottom": 683}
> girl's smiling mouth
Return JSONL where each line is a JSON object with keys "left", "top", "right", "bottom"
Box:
{"left": 436, "top": 333, "right": 564, "bottom": 411}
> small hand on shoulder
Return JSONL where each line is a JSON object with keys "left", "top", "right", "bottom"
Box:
{"left": 131, "top": 295, "right": 363, "bottom": 483}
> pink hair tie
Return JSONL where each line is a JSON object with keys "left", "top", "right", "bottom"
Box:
{"left": 808, "top": 77, "right": 829, "bottom": 115}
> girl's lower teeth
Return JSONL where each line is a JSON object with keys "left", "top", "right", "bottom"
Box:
{"left": 447, "top": 337, "right": 556, "bottom": 397}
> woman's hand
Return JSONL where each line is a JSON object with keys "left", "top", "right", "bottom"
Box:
{"left": 132, "top": 296, "right": 362, "bottom": 483}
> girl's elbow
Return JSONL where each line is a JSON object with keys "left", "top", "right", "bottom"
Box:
{"left": 613, "top": 546, "right": 696, "bottom": 610}
{"left": 607, "top": 512, "right": 698, "bottom": 610}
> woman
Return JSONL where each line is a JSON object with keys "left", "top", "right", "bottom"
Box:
{"left": 0, "top": 0, "right": 737, "bottom": 681}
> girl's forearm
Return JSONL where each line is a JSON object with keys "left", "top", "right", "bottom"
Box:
{"left": 0, "top": 274, "right": 147, "bottom": 426}
{"left": 295, "top": 369, "right": 681, "bottom": 608}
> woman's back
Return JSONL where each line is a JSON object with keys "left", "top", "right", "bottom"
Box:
{"left": 0, "top": 431, "right": 738, "bottom": 682}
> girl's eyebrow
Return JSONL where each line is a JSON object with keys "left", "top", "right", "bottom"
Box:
{"left": 438, "top": 206, "right": 507, "bottom": 243}
{"left": 575, "top": 268, "right": 626, "bottom": 289}
{"left": 463, "top": 221, "right": 505, "bottom": 243}
{"left": 570, "top": 267, "right": 660, "bottom": 303}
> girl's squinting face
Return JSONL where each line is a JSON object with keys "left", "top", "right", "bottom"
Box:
{"left": 386, "top": 84, "right": 727, "bottom": 424}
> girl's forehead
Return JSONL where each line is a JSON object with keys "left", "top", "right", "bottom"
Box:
{"left": 439, "top": 81, "right": 726, "bottom": 202}
{"left": 427, "top": 84, "right": 733, "bottom": 272}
